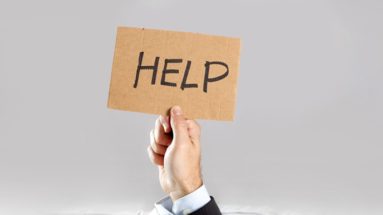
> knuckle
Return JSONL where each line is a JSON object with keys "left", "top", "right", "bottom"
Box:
{"left": 150, "top": 133, "right": 155, "bottom": 145}
{"left": 150, "top": 141, "right": 157, "bottom": 152}
{"left": 175, "top": 120, "right": 188, "bottom": 130}
{"left": 151, "top": 129, "right": 159, "bottom": 143}
{"left": 150, "top": 130, "right": 156, "bottom": 145}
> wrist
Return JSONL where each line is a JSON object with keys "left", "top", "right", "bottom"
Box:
{"left": 170, "top": 177, "right": 203, "bottom": 201}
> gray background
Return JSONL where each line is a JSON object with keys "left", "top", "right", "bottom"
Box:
{"left": 0, "top": 0, "right": 382, "bottom": 215}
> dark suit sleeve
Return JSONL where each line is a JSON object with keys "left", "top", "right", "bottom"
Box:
{"left": 189, "top": 196, "right": 221, "bottom": 215}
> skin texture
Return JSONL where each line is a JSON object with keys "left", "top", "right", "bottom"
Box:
{"left": 147, "top": 106, "right": 203, "bottom": 201}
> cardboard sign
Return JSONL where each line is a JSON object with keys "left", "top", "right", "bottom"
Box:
{"left": 108, "top": 27, "right": 241, "bottom": 120}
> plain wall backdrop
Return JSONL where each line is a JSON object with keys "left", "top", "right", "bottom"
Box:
{"left": 0, "top": 0, "right": 382, "bottom": 215}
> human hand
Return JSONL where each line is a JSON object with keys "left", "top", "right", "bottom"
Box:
{"left": 147, "top": 106, "right": 203, "bottom": 201}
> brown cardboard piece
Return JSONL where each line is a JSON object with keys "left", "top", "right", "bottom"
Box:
{"left": 108, "top": 27, "right": 241, "bottom": 121}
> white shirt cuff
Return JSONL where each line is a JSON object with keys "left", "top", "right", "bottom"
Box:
{"left": 154, "top": 185, "right": 211, "bottom": 215}
{"left": 173, "top": 185, "right": 211, "bottom": 215}
{"left": 154, "top": 196, "right": 173, "bottom": 215}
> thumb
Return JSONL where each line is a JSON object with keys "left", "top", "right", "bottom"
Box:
{"left": 170, "top": 106, "right": 190, "bottom": 145}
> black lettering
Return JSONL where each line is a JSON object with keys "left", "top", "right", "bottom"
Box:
{"left": 161, "top": 59, "right": 182, "bottom": 87}
{"left": 203, "top": 61, "right": 229, "bottom": 93}
{"left": 133, "top": 52, "right": 160, "bottom": 88}
{"left": 181, "top": 61, "right": 198, "bottom": 90}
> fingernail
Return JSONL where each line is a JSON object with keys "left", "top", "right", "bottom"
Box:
{"left": 172, "top": 106, "right": 182, "bottom": 115}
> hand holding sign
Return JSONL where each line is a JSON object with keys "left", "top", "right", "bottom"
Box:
{"left": 108, "top": 27, "right": 241, "bottom": 120}
{"left": 148, "top": 106, "right": 203, "bottom": 201}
